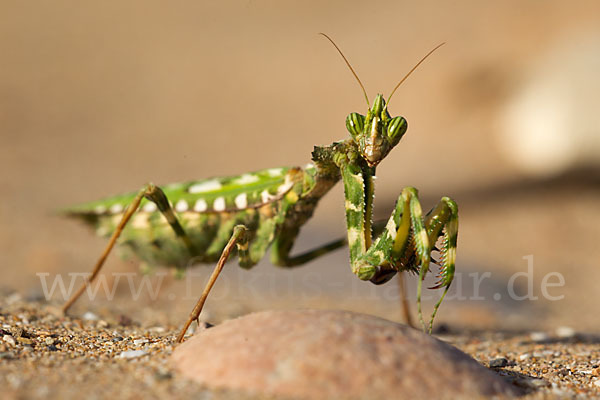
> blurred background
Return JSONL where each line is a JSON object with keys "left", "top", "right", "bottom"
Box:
{"left": 1, "top": 0, "right": 599, "bottom": 332}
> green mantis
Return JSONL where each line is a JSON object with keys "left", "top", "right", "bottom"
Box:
{"left": 62, "top": 35, "right": 458, "bottom": 343}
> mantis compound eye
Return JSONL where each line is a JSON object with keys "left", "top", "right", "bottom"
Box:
{"left": 346, "top": 112, "right": 365, "bottom": 138}
{"left": 387, "top": 116, "right": 407, "bottom": 146}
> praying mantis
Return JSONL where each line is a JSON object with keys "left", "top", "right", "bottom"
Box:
{"left": 62, "top": 34, "right": 458, "bottom": 343}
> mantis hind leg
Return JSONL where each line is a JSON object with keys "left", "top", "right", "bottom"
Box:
{"left": 177, "top": 206, "right": 284, "bottom": 343}
{"left": 396, "top": 272, "right": 414, "bottom": 328}
{"left": 176, "top": 225, "right": 249, "bottom": 343}
{"left": 62, "top": 183, "right": 194, "bottom": 314}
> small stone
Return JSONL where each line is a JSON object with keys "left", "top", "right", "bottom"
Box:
{"left": 118, "top": 314, "right": 133, "bottom": 326}
{"left": 578, "top": 369, "right": 594, "bottom": 375}
{"left": 47, "top": 345, "right": 59, "bottom": 352}
{"left": 530, "top": 332, "right": 548, "bottom": 342}
{"left": 517, "top": 378, "right": 550, "bottom": 389}
{"left": 6, "top": 293, "right": 21, "bottom": 304}
{"left": 82, "top": 312, "right": 99, "bottom": 321}
{"left": 155, "top": 370, "right": 173, "bottom": 381}
{"left": 45, "top": 337, "right": 55, "bottom": 346}
{"left": 118, "top": 350, "right": 147, "bottom": 359}
{"left": 594, "top": 379, "right": 600, "bottom": 388}
{"left": 555, "top": 326, "right": 575, "bottom": 338}
{"left": 133, "top": 338, "right": 148, "bottom": 345}
{"left": 0, "top": 352, "right": 14, "bottom": 359}
{"left": 2, "top": 335, "right": 15, "bottom": 346}
{"left": 112, "top": 336, "right": 124, "bottom": 342}
{"left": 518, "top": 353, "right": 530, "bottom": 361}
{"left": 489, "top": 357, "right": 509, "bottom": 368}
{"left": 16, "top": 337, "right": 33, "bottom": 345}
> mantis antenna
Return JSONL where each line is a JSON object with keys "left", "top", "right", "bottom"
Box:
{"left": 387, "top": 42, "right": 446, "bottom": 106}
{"left": 319, "top": 33, "right": 370, "bottom": 107}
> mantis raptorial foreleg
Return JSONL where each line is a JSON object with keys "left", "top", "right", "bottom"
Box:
{"left": 62, "top": 183, "right": 194, "bottom": 314}
{"left": 339, "top": 158, "right": 458, "bottom": 333}
{"left": 423, "top": 197, "right": 459, "bottom": 332}
{"left": 388, "top": 190, "right": 458, "bottom": 333}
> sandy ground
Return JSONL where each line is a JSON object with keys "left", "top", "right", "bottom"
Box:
{"left": 1, "top": 0, "right": 600, "bottom": 398}
{"left": 1, "top": 296, "right": 600, "bottom": 399}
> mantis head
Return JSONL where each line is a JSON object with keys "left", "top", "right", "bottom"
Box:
{"left": 319, "top": 33, "right": 444, "bottom": 167}
{"left": 346, "top": 94, "right": 407, "bottom": 167}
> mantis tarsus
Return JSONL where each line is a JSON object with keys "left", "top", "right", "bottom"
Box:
{"left": 62, "top": 34, "right": 458, "bottom": 343}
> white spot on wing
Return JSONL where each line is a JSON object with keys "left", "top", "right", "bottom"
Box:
{"left": 143, "top": 202, "right": 157, "bottom": 213}
{"left": 193, "top": 199, "right": 208, "bottom": 212}
{"left": 213, "top": 197, "right": 226, "bottom": 211}
{"left": 109, "top": 204, "right": 123, "bottom": 214}
{"left": 175, "top": 199, "right": 188, "bottom": 212}
{"left": 94, "top": 205, "right": 107, "bottom": 214}
{"left": 266, "top": 168, "right": 284, "bottom": 177}
{"left": 234, "top": 193, "right": 248, "bottom": 209}
{"left": 188, "top": 179, "right": 222, "bottom": 194}
{"left": 234, "top": 174, "right": 259, "bottom": 185}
